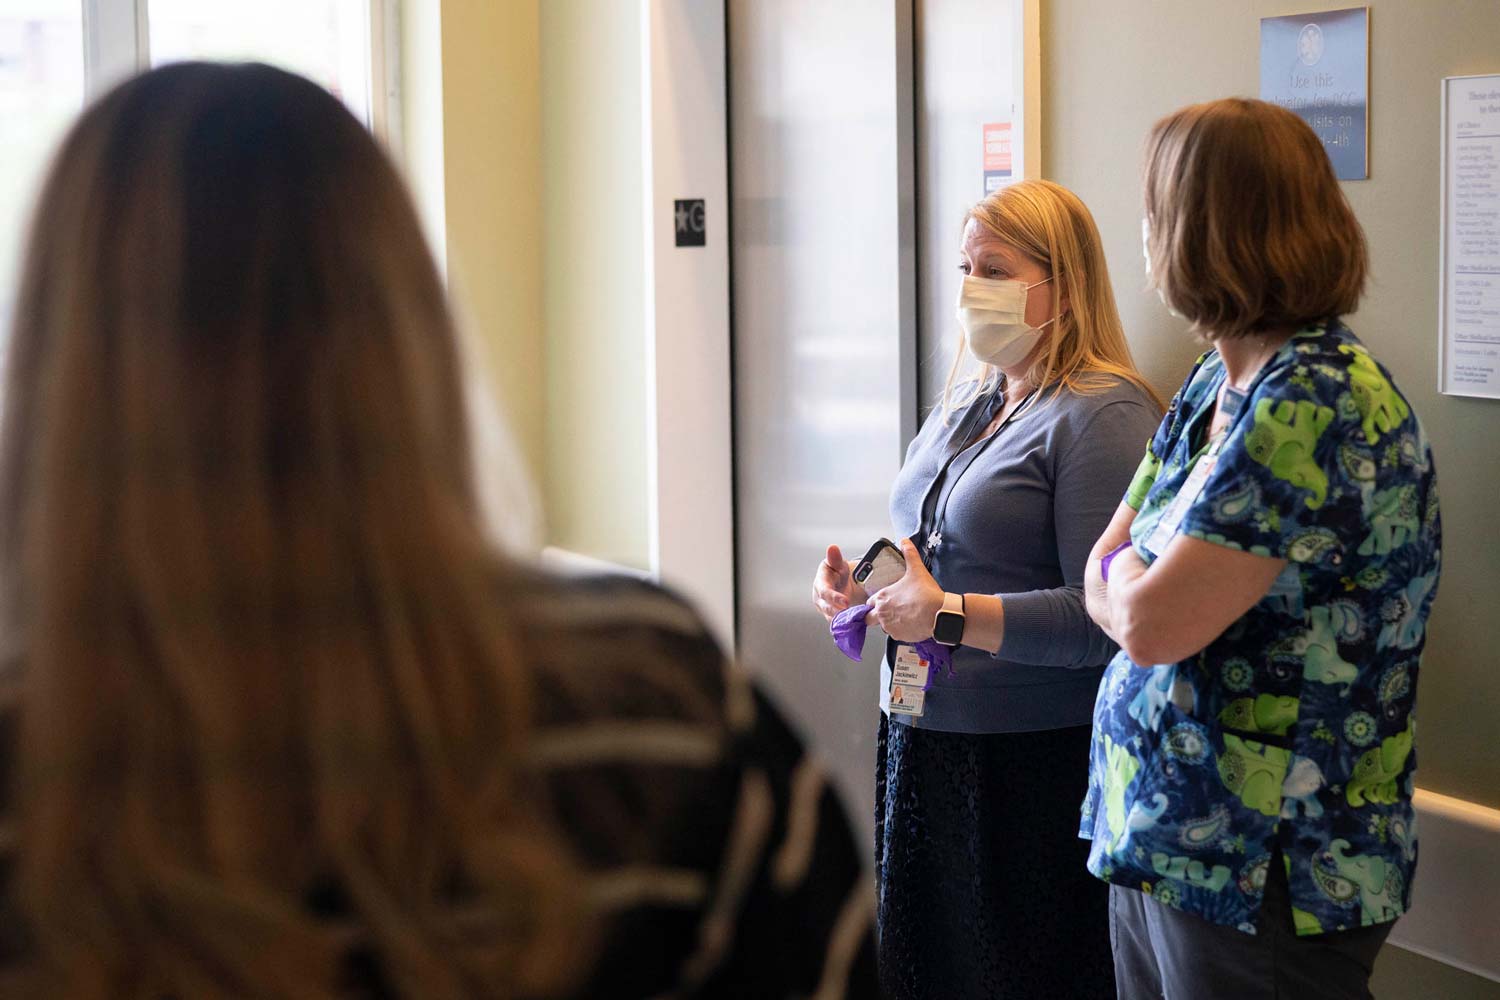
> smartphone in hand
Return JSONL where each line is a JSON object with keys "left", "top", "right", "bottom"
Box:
{"left": 852, "top": 538, "right": 905, "bottom": 594}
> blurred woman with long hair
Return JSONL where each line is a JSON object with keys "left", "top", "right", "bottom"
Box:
{"left": 0, "top": 62, "right": 874, "bottom": 998}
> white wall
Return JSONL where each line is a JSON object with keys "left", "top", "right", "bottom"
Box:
{"left": 642, "top": 0, "right": 735, "bottom": 646}
{"left": 394, "top": 0, "right": 445, "bottom": 273}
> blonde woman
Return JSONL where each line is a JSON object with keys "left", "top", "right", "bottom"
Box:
{"left": 813, "top": 180, "right": 1163, "bottom": 997}
{"left": 0, "top": 63, "right": 876, "bottom": 998}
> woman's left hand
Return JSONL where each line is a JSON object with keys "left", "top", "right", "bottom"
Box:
{"left": 868, "top": 538, "right": 946, "bottom": 643}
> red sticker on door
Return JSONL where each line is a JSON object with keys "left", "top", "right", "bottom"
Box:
{"left": 983, "top": 121, "right": 1012, "bottom": 196}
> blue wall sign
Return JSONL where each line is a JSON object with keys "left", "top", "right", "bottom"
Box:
{"left": 1260, "top": 7, "right": 1370, "bottom": 180}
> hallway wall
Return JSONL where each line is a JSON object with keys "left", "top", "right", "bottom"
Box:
{"left": 539, "top": 0, "right": 651, "bottom": 568}
{"left": 438, "top": 0, "right": 546, "bottom": 488}
{"left": 397, "top": 1, "right": 653, "bottom": 567}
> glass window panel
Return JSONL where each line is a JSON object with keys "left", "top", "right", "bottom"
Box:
{"left": 148, "top": 0, "right": 372, "bottom": 125}
{"left": 0, "top": 0, "right": 84, "bottom": 338}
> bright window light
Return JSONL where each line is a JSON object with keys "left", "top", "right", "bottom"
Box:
{"left": 148, "top": 0, "right": 373, "bottom": 125}
{"left": 0, "top": 0, "right": 84, "bottom": 336}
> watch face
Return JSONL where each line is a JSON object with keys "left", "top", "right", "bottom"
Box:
{"left": 933, "top": 611, "right": 964, "bottom": 646}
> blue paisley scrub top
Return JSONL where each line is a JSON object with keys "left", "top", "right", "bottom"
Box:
{"left": 1080, "top": 321, "right": 1441, "bottom": 936}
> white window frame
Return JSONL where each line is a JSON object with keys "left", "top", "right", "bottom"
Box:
{"left": 76, "top": 0, "right": 399, "bottom": 143}
{"left": 367, "top": 0, "right": 402, "bottom": 150}
{"left": 81, "top": 0, "right": 148, "bottom": 98}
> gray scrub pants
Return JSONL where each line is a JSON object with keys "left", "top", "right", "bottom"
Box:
{"left": 1108, "top": 854, "right": 1393, "bottom": 1000}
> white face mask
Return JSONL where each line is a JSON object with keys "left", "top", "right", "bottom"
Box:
{"left": 1142, "top": 216, "right": 1182, "bottom": 317}
{"left": 956, "top": 273, "right": 1056, "bottom": 369}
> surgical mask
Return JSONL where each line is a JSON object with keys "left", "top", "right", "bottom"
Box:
{"left": 1142, "top": 217, "right": 1182, "bottom": 317}
{"left": 956, "top": 273, "right": 1056, "bottom": 368}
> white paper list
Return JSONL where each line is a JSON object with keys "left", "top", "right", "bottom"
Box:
{"left": 1442, "top": 75, "right": 1500, "bottom": 398}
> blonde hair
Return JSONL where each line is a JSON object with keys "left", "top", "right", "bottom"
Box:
{"left": 943, "top": 179, "right": 1164, "bottom": 416}
{"left": 1143, "top": 98, "right": 1368, "bottom": 339}
{"left": 0, "top": 63, "right": 583, "bottom": 997}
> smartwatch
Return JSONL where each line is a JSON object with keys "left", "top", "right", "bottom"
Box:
{"left": 932, "top": 592, "right": 966, "bottom": 647}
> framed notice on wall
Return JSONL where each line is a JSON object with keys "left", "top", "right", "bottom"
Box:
{"left": 1259, "top": 7, "right": 1370, "bottom": 180}
{"left": 1439, "top": 74, "right": 1500, "bottom": 399}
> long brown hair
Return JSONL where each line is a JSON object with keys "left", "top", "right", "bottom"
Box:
{"left": 0, "top": 63, "right": 581, "bottom": 997}
{"left": 943, "top": 180, "right": 1164, "bottom": 415}
{"left": 1142, "top": 98, "right": 1368, "bottom": 339}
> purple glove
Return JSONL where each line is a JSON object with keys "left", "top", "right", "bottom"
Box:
{"left": 830, "top": 603, "right": 874, "bottom": 660}
{"left": 830, "top": 604, "right": 954, "bottom": 682}
{"left": 1100, "top": 540, "right": 1134, "bottom": 582}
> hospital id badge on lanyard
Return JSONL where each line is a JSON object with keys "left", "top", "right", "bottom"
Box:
{"left": 1142, "top": 433, "right": 1224, "bottom": 558}
{"left": 888, "top": 645, "right": 930, "bottom": 717}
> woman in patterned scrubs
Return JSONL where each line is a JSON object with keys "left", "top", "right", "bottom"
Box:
{"left": 1080, "top": 98, "right": 1441, "bottom": 1000}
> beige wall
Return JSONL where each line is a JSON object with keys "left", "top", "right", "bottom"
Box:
{"left": 437, "top": 0, "right": 546, "bottom": 486}
{"left": 538, "top": 0, "right": 651, "bottom": 568}
{"left": 1042, "top": 2, "right": 1500, "bottom": 992}
{"left": 1372, "top": 943, "right": 1500, "bottom": 999}
{"left": 400, "top": 0, "right": 649, "bottom": 566}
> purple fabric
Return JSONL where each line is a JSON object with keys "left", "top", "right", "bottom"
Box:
{"left": 1099, "top": 540, "right": 1134, "bottom": 582}
{"left": 830, "top": 604, "right": 954, "bottom": 682}
{"left": 908, "top": 641, "right": 954, "bottom": 689}
{"left": 830, "top": 603, "right": 874, "bottom": 660}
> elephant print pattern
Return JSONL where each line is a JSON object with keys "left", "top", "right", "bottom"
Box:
{"left": 1080, "top": 321, "right": 1441, "bottom": 937}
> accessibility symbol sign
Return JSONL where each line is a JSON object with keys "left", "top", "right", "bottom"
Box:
{"left": 674, "top": 199, "right": 705, "bottom": 247}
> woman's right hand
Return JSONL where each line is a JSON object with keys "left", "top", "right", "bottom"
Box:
{"left": 812, "top": 544, "right": 868, "bottom": 622}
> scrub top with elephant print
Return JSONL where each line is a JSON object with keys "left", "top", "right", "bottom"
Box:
{"left": 1080, "top": 320, "right": 1441, "bottom": 936}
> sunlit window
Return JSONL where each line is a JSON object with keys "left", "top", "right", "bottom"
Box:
{"left": 149, "top": 0, "right": 373, "bottom": 125}
{"left": 0, "top": 0, "right": 84, "bottom": 334}
{"left": 0, "top": 0, "right": 384, "bottom": 341}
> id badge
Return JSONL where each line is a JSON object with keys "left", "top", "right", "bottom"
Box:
{"left": 888, "top": 645, "right": 930, "bottom": 717}
{"left": 1143, "top": 439, "right": 1221, "bottom": 558}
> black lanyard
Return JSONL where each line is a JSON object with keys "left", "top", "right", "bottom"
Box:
{"left": 914, "top": 385, "right": 1038, "bottom": 567}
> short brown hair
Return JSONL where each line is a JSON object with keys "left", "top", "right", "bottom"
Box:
{"left": 1143, "top": 97, "right": 1367, "bottom": 339}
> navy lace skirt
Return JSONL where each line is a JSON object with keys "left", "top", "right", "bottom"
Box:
{"left": 875, "top": 716, "right": 1115, "bottom": 999}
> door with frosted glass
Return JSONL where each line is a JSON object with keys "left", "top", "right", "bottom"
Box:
{"left": 728, "top": 0, "right": 1024, "bottom": 844}
{"left": 727, "top": 0, "right": 916, "bottom": 842}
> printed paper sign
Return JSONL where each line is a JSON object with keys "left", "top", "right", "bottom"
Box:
{"left": 983, "top": 121, "right": 1013, "bottom": 196}
{"left": 1440, "top": 75, "right": 1500, "bottom": 398}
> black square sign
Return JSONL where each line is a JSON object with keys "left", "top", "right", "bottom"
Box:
{"left": 674, "top": 199, "right": 706, "bottom": 247}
